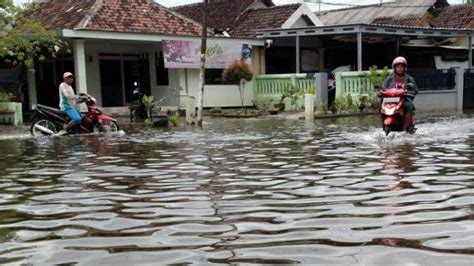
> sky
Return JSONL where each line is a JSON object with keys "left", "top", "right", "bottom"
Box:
{"left": 14, "top": 0, "right": 466, "bottom": 11}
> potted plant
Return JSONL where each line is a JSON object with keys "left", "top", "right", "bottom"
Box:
{"left": 276, "top": 83, "right": 303, "bottom": 112}
{"left": 222, "top": 60, "right": 254, "bottom": 113}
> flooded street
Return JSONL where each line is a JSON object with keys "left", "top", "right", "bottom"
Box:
{"left": 0, "top": 115, "right": 473, "bottom": 264}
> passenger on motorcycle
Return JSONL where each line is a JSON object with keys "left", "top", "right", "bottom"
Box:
{"left": 56, "top": 72, "right": 82, "bottom": 136}
{"left": 381, "top": 57, "right": 418, "bottom": 134}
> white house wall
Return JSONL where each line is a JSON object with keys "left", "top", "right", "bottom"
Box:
{"left": 178, "top": 46, "right": 262, "bottom": 108}
{"left": 84, "top": 41, "right": 161, "bottom": 106}
{"left": 83, "top": 40, "right": 262, "bottom": 108}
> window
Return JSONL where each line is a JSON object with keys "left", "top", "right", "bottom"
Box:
{"left": 205, "top": 69, "right": 233, "bottom": 85}
{"left": 156, "top": 52, "right": 169, "bottom": 86}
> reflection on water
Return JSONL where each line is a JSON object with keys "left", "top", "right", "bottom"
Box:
{"left": 0, "top": 115, "right": 473, "bottom": 264}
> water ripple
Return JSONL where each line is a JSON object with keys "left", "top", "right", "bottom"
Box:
{"left": 0, "top": 116, "right": 473, "bottom": 264}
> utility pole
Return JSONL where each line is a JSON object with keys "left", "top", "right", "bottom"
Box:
{"left": 197, "top": 0, "right": 208, "bottom": 127}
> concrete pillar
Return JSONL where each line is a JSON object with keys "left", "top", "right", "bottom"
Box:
{"left": 314, "top": 72, "right": 328, "bottom": 109}
{"left": 455, "top": 68, "right": 464, "bottom": 113}
{"left": 305, "top": 94, "right": 314, "bottom": 121}
{"left": 318, "top": 48, "right": 325, "bottom": 72}
{"left": 296, "top": 36, "right": 300, "bottom": 74}
{"left": 73, "top": 40, "right": 88, "bottom": 95}
{"left": 27, "top": 63, "right": 37, "bottom": 109}
{"left": 469, "top": 36, "right": 472, "bottom": 70}
{"left": 357, "top": 32, "right": 363, "bottom": 71}
{"left": 259, "top": 47, "right": 266, "bottom": 75}
{"left": 185, "top": 95, "right": 196, "bottom": 125}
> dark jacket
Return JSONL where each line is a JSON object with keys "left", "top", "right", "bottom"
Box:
{"left": 382, "top": 73, "right": 418, "bottom": 100}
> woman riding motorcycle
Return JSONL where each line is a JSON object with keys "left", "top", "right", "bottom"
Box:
{"left": 381, "top": 57, "right": 418, "bottom": 134}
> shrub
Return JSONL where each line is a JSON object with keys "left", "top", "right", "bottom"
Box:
{"left": 365, "top": 65, "right": 391, "bottom": 89}
{"left": 0, "top": 91, "right": 12, "bottom": 102}
{"left": 281, "top": 83, "right": 303, "bottom": 110}
{"left": 222, "top": 60, "right": 254, "bottom": 110}
{"left": 169, "top": 112, "right": 180, "bottom": 127}
{"left": 253, "top": 98, "right": 273, "bottom": 116}
{"left": 210, "top": 107, "right": 223, "bottom": 115}
{"left": 319, "top": 101, "right": 328, "bottom": 115}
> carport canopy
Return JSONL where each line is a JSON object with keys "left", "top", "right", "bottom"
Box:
{"left": 257, "top": 23, "right": 474, "bottom": 72}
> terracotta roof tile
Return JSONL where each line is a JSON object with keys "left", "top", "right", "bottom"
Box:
{"left": 27, "top": 0, "right": 204, "bottom": 36}
{"left": 431, "top": 4, "right": 474, "bottom": 28}
{"left": 231, "top": 4, "right": 301, "bottom": 37}
{"left": 27, "top": 0, "right": 96, "bottom": 30}
{"left": 172, "top": 0, "right": 274, "bottom": 32}
{"left": 372, "top": 15, "right": 422, "bottom": 27}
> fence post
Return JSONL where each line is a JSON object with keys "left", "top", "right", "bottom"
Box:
{"left": 455, "top": 68, "right": 464, "bottom": 113}
{"left": 314, "top": 73, "right": 328, "bottom": 109}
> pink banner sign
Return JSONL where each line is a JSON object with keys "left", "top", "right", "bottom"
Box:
{"left": 163, "top": 40, "right": 252, "bottom": 69}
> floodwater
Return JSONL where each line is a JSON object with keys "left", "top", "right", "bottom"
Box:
{"left": 0, "top": 115, "right": 473, "bottom": 264}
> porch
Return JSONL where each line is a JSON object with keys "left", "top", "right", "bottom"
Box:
{"left": 27, "top": 30, "right": 265, "bottom": 113}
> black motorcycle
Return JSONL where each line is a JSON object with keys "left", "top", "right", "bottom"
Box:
{"left": 129, "top": 88, "right": 148, "bottom": 123}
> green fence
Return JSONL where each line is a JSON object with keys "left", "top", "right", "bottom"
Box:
{"left": 254, "top": 74, "right": 314, "bottom": 102}
{"left": 335, "top": 70, "right": 394, "bottom": 98}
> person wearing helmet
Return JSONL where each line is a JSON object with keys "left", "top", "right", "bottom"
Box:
{"left": 382, "top": 57, "right": 418, "bottom": 134}
{"left": 56, "top": 72, "right": 82, "bottom": 136}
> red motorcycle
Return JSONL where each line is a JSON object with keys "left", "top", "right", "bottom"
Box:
{"left": 30, "top": 93, "right": 119, "bottom": 137}
{"left": 379, "top": 88, "right": 415, "bottom": 136}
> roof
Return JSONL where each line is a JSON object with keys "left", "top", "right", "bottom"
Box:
{"left": 316, "top": 0, "right": 439, "bottom": 26}
{"left": 172, "top": 0, "right": 274, "bottom": 32}
{"left": 372, "top": 15, "right": 422, "bottom": 27}
{"left": 257, "top": 23, "right": 473, "bottom": 39}
{"left": 231, "top": 4, "right": 301, "bottom": 37}
{"left": 26, "top": 0, "right": 204, "bottom": 37}
{"left": 431, "top": 4, "right": 474, "bottom": 28}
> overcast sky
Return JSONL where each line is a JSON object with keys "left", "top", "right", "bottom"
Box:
{"left": 15, "top": 0, "right": 466, "bottom": 10}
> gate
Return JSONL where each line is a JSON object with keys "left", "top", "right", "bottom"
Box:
{"left": 464, "top": 70, "right": 474, "bottom": 109}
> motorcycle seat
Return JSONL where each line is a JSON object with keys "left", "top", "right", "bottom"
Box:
{"left": 36, "top": 104, "right": 68, "bottom": 118}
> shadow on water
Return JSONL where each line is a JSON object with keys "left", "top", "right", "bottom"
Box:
{"left": 0, "top": 114, "right": 473, "bottom": 264}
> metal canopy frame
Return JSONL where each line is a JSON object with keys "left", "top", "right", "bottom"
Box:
{"left": 257, "top": 24, "right": 474, "bottom": 72}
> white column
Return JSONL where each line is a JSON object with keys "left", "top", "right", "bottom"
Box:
{"left": 314, "top": 72, "right": 328, "bottom": 109}
{"left": 296, "top": 36, "right": 301, "bottom": 73}
{"left": 73, "top": 40, "right": 88, "bottom": 95}
{"left": 27, "top": 61, "right": 37, "bottom": 109}
{"left": 469, "top": 35, "right": 472, "bottom": 70}
{"left": 357, "top": 32, "right": 363, "bottom": 71}
{"left": 455, "top": 68, "right": 464, "bottom": 113}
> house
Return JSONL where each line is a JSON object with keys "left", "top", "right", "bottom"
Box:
{"left": 23, "top": 0, "right": 266, "bottom": 111}
{"left": 313, "top": 0, "right": 473, "bottom": 70}
{"left": 172, "top": 0, "right": 276, "bottom": 36}
{"left": 173, "top": 0, "right": 322, "bottom": 74}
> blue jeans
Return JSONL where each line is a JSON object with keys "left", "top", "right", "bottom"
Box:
{"left": 64, "top": 108, "right": 82, "bottom": 124}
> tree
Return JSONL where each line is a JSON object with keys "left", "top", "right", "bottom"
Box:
{"left": 222, "top": 60, "right": 254, "bottom": 110}
{"left": 0, "top": 0, "right": 67, "bottom": 69}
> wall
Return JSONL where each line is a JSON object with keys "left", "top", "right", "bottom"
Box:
{"left": 415, "top": 90, "right": 458, "bottom": 112}
{"left": 84, "top": 40, "right": 263, "bottom": 108}
{"left": 184, "top": 47, "right": 262, "bottom": 108}
{"left": 85, "top": 41, "right": 163, "bottom": 107}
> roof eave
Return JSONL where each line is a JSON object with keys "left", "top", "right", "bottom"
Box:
{"left": 60, "top": 29, "right": 265, "bottom": 45}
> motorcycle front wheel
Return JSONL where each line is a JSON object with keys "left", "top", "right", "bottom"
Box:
{"left": 93, "top": 121, "right": 119, "bottom": 134}
{"left": 383, "top": 125, "right": 391, "bottom": 136}
{"left": 31, "top": 119, "right": 58, "bottom": 137}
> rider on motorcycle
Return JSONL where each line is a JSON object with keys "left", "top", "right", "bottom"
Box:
{"left": 381, "top": 57, "right": 418, "bottom": 134}
{"left": 56, "top": 72, "right": 82, "bottom": 136}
